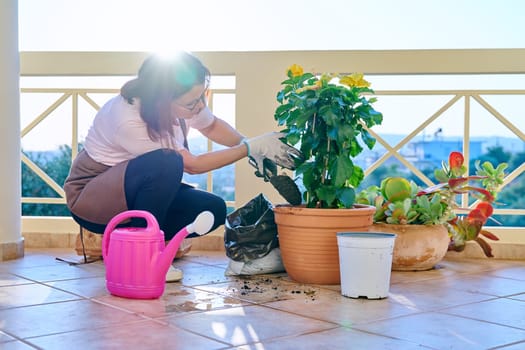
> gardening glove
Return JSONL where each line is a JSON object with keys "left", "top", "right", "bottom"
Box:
{"left": 249, "top": 157, "right": 278, "bottom": 181}
{"left": 243, "top": 132, "right": 302, "bottom": 175}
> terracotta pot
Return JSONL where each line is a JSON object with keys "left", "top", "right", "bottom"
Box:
{"left": 372, "top": 223, "right": 450, "bottom": 271}
{"left": 273, "top": 204, "right": 375, "bottom": 285}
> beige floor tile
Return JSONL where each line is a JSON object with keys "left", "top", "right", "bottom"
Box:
{"left": 165, "top": 304, "right": 338, "bottom": 347}
{"left": 511, "top": 293, "right": 525, "bottom": 302}
{"left": 0, "top": 283, "right": 79, "bottom": 309}
{"left": 440, "top": 297, "right": 525, "bottom": 329}
{"left": 1, "top": 249, "right": 524, "bottom": 349}
{"left": 495, "top": 340, "right": 525, "bottom": 349}
{"left": 8, "top": 260, "right": 104, "bottom": 283}
{"left": 44, "top": 276, "right": 108, "bottom": 298}
{"left": 264, "top": 287, "right": 422, "bottom": 326}
{"left": 0, "top": 340, "right": 37, "bottom": 350}
{"left": 0, "top": 330, "right": 16, "bottom": 342}
{"left": 0, "top": 299, "right": 145, "bottom": 339}
{"left": 489, "top": 265, "right": 525, "bottom": 281}
{"left": 354, "top": 312, "right": 525, "bottom": 350}
{"left": 388, "top": 281, "right": 495, "bottom": 311}
{"left": 390, "top": 264, "right": 458, "bottom": 284}
{"left": 237, "top": 327, "right": 434, "bottom": 350}
{"left": 0, "top": 272, "right": 35, "bottom": 287}
{"left": 442, "top": 258, "right": 523, "bottom": 273}
{"left": 405, "top": 273, "right": 525, "bottom": 297}
{"left": 27, "top": 319, "right": 228, "bottom": 350}
{"left": 0, "top": 249, "right": 72, "bottom": 270}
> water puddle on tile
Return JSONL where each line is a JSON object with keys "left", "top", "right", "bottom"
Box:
{"left": 174, "top": 296, "right": 243, "bottom": 312}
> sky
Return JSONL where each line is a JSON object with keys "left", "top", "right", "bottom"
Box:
{"left": 18, "top": 0, "right": 525, "bottom": 52}
{"left": 16, "top": 0, "right": 525, "bottom": 151}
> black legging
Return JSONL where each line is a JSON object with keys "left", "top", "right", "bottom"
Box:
{"left": 72, "top": 149, "right": 227, "bottom": 239}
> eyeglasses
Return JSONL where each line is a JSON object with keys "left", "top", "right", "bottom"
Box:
{"left": 175, "top": 87, "right": 208, "bottom": 111}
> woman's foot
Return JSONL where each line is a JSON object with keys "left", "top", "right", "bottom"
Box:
{"left": 175, "top": 239, "right": 192, "bottom": 259}
{"left": 166, "top": 265, "right": 183, "bottom": 282}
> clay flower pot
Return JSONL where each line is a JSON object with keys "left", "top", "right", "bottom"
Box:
{"left": 273, "top": 204, "right": 375, "bottom": 284}
{"left": 372, "top": 223, "right": 449, "bottom": 271}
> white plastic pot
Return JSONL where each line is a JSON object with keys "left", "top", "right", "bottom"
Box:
{"left": 336, "top": 232, "right": 397, "bottom": 299}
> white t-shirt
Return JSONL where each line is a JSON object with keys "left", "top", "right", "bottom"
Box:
{"left": 84, "top": 95, "right": 215, "bottom": 166}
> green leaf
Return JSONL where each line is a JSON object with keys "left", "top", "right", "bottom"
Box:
{"left": 280, "top": 78, "right": 294, "bottom": 86}
{"left": 299, "top": 133, "right": 315, "bottom": 158}
{"left": 317, "top": 186, "right": 337, "bottom": 207}
{"left": 295, "top": 108, "right": 316, "bottom": 129}
{"left": 300, "top": 162, "right": 321, "bottom": 197}
{"left": 348, "top": 165, "right": 364, "bottom": 187}
{"left": 369, "top": 110, "right": 383, "bottom": 126}
{"left": 318, "top": 105, "right": 337, "bottom": 125}
{"left": 360, "top": 129, "right": 376, "bottom": 149}
{"left": 299, "top": 73, "right": 315, "bottom": 84}
{"left": 277, "top": 85, "right": 294, "bottom": 101}
{"left": 274, "top": 104, "right": 291, "bottom": 122}
{"left": 332, "top": 156, "right": 354, "bottom": 187}
{"left": 434, "top": 169, "right": 449, "bottom": 183}
{"left": 286, "top": 109, "right": 301, "bottom": 125}
{"left": 285, "top": 130, "right": 301, "bottom": 147}
{"left": 337, "top": 123, "right": 356, "bottom": 144}
{"left": 348, "top": 139, "right": 363, "bottom": 157}
{"left": 338, "top": 187, "right": 356, "bottom": 208}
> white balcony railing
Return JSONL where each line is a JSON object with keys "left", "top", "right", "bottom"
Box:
{"left": 20, "top": 86, "right": 237, "bottom": 209}
{"left": 19, "top": 50, "right": 525, "bottom": 240}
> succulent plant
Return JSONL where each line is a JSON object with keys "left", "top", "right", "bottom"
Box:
{"left": 357, "top": 151, "right": 508, "bottom": 257}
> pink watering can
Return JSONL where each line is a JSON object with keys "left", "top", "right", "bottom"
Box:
{"left": 102, "top": 210, "right": 214, "bottom": 299}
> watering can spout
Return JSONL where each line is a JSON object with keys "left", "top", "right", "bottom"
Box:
{"left": 154, "top": 211, "right": 215, "bottom": 275}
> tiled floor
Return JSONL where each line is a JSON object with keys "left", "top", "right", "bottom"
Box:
{"left": 0, "top": 249, "right": 524, "bottom": 350}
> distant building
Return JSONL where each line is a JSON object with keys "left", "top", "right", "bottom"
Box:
{"left": 404, "top": 139, "right": 483, "bottom": 169}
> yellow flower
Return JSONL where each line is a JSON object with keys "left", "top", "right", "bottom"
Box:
{"left": 340, "top": 73, "right": 371, "bottom": 88}
{"left": 287, "top": 64, "right": 304, "bottom": 77}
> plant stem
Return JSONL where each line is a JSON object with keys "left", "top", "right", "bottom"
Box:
{"left": 321, "top": 138, "right": 331, "bottom": 185}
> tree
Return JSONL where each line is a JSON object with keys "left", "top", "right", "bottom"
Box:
{"left": 21, "top": 143, "right": 525, "bottom": 226}
{"left": 469, "top": 145, "right": 511, "bottom": 170}
{"left": 22, "top": 145, "right": 72, "bottom": 216}
{"left": 488, "top": 149, "right": 525, "bottom": 227}
{"left": 509, "top": 150, "right": 525, "bottom": 173}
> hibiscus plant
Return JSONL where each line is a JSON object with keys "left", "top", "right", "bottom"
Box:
{"left": 273, "top": 64, "right": 383, "bottom": 209}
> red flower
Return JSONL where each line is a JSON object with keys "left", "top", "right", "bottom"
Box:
{"left": 467, "top": 202, "right": 494, "bottom": 225}
{"left": 467, "top": 208, "right": 488, "bottom": 224}
{"left": 449, "top": 151, "right": 464, "bottom": 170}
{"left": 474, "top": 202, "right": 494, "bottom": 218}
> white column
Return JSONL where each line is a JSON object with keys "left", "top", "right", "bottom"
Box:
{"left": 0, "top": 0, "right": 24, "bottom": 260}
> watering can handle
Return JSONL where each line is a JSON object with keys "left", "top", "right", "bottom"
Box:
{"left": 101, "top": 210, "right": 160, "bottom": 260}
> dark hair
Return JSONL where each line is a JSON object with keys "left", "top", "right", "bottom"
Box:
{"left": 121, "top": 52, "right": 210, "bottom": 143}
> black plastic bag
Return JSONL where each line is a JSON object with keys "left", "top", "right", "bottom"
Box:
{"left": 224, "top": 193, "right": 278, "bottom": 262}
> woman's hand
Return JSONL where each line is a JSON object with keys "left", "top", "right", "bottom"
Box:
{"left": 243, "top": 132, "right": 303, "bottom": 175}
